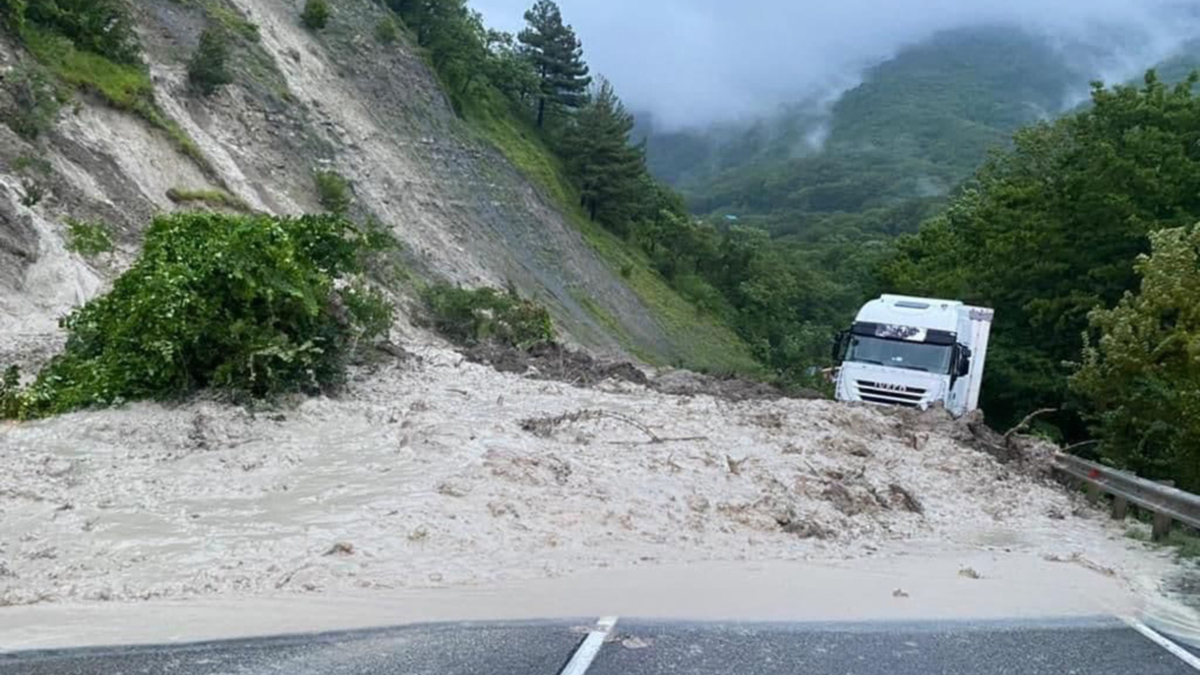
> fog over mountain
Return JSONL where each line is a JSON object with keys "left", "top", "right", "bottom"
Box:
{"left": 472, "top": 0, "right": 1200, "bottom": 129}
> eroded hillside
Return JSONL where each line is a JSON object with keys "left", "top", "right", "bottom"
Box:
{"left": 0, "top": 0, "right": 752, "bottom": 372}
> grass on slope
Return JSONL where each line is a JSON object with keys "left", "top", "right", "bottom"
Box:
{"left": 463, "top": 93, "right": 762, "bottom": 376}
{"left": 22, "top": 28, "right": 212, "bottom": 173}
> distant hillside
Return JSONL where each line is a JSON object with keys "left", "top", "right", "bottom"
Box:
{"left": 641, "top": 27, "right": 1199, "bottom": 246}
{"left": 641, "top": 27, "right": 1082, "bottom": 241}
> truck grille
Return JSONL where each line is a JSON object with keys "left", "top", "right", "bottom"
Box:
{"left": 855, "top": 380, "right": 927, "bottom": 408}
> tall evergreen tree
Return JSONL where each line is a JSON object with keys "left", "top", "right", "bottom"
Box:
{"left": 563, "top": 79, "right": 645, "bottom": 229}
{"left": 518, "top": 0, "right": 590, "bottom": 129}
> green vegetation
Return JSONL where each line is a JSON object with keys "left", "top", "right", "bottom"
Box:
{"left": 13, "top": 154, "right": 52, "bottom": 175}
{"left": 632, "top": 28, "right": 1082, "bottom": 384}
{"left": 1, "top": 60, "right": 62, "bottom": 140}
{"left": 64, "top": 219, "right": 113, "bottom": 256}
{"left": 375, "top": 14, "right": 400, "bottom": 44}
{"left": 313, "top": 169, "right": 352, "bottom": 215}
{"left": 166, "top": 187, "right": 250, "bottom": 211}
{"left": 0, "top": 366, "right": 20, "bottom": 419}
{"left": 19, "top": 179, "right": 45, "bottom": 207}
{"left": 518, "top": 0, "right": 590, "bottom": 130}
{"left": 202, "top": 1, "right": 260, "bottom": 41}
{"left": 424, "top": 284, "right": 555, "bottom": 349}
{"left": 1071, "top": 225, "right": 1200, "bottom": 488}
{"left": 880, "top": 71, "right": 1200, "bottom": 487}
{"left": 13, "top": 153, "right": 52, "bottom": 207}
{"left": 188, "top": 27, "right": 234, "bottom": 95}
{"left": 2, "top": 1, "right": 214, "bottom": 172}
{"left": 565, "top": 79, "right": 644, "bottom": 228}
{"left": 1127, "top": 525, "right": 1200, "bottom": 561}
{"left": 882, "top": 73, "right": 1200, "bottom": 427}
{"left": 2, "top": 213, "right": 392, "bottom": 419}
{"left": 384, "top": 0, "right": 760, "bottom": 376}
{"left": 5, "top": 0, "right": 142, "bottom": 65}
{"left": 301, "top": 0, "right": 331, "bottom": 30}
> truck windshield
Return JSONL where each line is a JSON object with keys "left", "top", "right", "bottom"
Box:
{"left": 846, "top": 335, "right": 953, "bottom": 374}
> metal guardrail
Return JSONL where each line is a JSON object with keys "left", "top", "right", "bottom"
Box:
{"left": 1053, "top": 453, "right": 1200, "bottom": 540}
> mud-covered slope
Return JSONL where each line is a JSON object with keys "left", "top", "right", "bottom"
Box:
{"left": 0, "top": 0, "right": 751, "bottom": 370}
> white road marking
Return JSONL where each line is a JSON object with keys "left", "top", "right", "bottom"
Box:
{"left": 560, "top": 616, "right": 619, "bottom": 675}
{"left": 1126, "top": 617, "right": 1200, "bottom": 671}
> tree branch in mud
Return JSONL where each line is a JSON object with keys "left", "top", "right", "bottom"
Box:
{"left": 1061, "top": 439, "right": 1100, "bottom": 454}
{"left": 1003, "top": 408, "right": 1058, "bottom": 441}
{"left": 520, "top": 408, "right": 708, "bottom": 445}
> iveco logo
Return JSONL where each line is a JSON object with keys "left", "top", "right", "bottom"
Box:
{"left": 876, "top": 383, "right": 908, "bottom": 392}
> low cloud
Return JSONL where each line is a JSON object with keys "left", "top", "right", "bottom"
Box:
{"left": 471, "top": 0, "right": 1200, "bottom": 129}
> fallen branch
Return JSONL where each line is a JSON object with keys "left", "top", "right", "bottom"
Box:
{"left": 1003, "top": 408, "right": 1058, "bottom": 441}
{"left": 521, "top": 409, "right": 662, "bottom": 442}
{"left": 605, "top": 435, "right": 708, "bottom": 446}
{"left": 1061, "top": 439, "right": 1100, "bottom": 454}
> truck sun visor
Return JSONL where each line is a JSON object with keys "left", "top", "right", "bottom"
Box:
{"left": 851, "top": 322, "right": 956, "bottom": 345}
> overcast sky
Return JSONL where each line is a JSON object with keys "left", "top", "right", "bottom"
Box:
{"left": 470, "top": 0, "right": 1200, "bottom": 129}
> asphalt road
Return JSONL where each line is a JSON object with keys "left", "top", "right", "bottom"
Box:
{"left": 1, "top": 617, "right": 1195, "bottom": 674}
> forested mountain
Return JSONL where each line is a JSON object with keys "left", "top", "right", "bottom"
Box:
{"left": 642, "top": 28, "right": 1081, "bottom": 239}
{"left": 634, "top": 25, "right": 1200, "bottom": 488}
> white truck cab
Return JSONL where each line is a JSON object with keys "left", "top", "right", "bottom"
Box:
{"left": 832, "top": 295, "right": 994, "bottom": 417}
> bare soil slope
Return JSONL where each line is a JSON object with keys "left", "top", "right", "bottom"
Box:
{"left": 0, "top": 0, "right": 748, "bottom": 370}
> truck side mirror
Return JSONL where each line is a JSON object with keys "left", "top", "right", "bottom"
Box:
{"left": 956, "top": 346, "right": 972, "bottom": 377}
{"left": 831, "top": 331, "right": 846, "bottom": 362}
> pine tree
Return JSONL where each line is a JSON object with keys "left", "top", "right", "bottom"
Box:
{"left": 518, "top": 0, "right": 590, "bottom": 129}
{"left": 564, "top": 79, "right": 646, "bottom": 230}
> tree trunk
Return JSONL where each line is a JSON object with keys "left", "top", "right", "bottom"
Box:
{"left": 536, "top": 97, "right": 546, "bottom": 129}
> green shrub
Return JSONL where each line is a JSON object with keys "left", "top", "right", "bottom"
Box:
{"left": 13, "top": 154, "right": 53, "bottom": 175}
{"left": 17, "top": 0, "right": 142, "bottom": 65}
{"left": 375, "top": 15, "right": 399, "bottom": 44}
{"left": 314, "top": 169, "right": 352, "bottom": 214}
{"left": 4, "top": 213, "right": 392, "bottom": 419}
{"left": 3, "top": 61, "right": 62, "bottom": 140}
{"left": 424, "top": 284, "right": 555, "bottom": 349}
{"left": 0, "top": 365, "right": 20, "bottom": 419}
{"left": 19, "top": 179, "right": 45, "bottom": 207}
{"left": 301, "top": 0, "right": 331, "bottom": 30}
{"left": 204, "top": 3, "right": 260, "bottom": 42}
{"left": 64, "top": 219, "right": 113, "bottom": 256}
{"left": 187, "top": 27, "right": 234, "bottom": 96}
{"left": 167, "top": 187, "right": 251, "bottom": 211}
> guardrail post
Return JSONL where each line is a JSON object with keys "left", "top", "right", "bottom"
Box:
{"left": 1112, "top": 496, "right": 1128, "bottom": 520}
{"left": 1086, "top": 482, "right": 1101, "bottom": 504}
{"left": 1152, "top": 512, "right": 1172, "bottom": 542}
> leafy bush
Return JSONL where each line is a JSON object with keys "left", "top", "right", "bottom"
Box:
{"left": 64, "top": 219, "right": 113, "bottom": 256}
{"left": 1070, "top": 224, "right": 1200, "bottom": 490}
{"left": 187, "top": 27, "right": 234, "bottom": 96}
{"left": 375, "top": 15, "right": 400, "bottom": 44}
{"left": 301, "top": 0, "right": 331, "bottom": 30}
{"left": 424, "top": 284, "right": 555, "bottom": 349}
{"left": 167, "top": 187, "right": 250, "bottom": 211}
{"left": 19, "top": 178, "right": 45, "bottom": 207}
{"left": 3, "top": 213, "right": 392, "bottom": 419}
{"left": 204, "top": 2, "right": 260, "bottom": 42}
{"left": 314, "top": 169, "right": 352, "bottom": 214}
{"left": 2, "top": 60, "right": 62, "bottom": 140}
{"left": 13, "top": 154, "right": 52, "bottom": 175}
{"left": 0, "top": 365, "right": 20, "bottom": 419}
{"left": 15, "top": 0, "right": 142, "bottom": 64}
